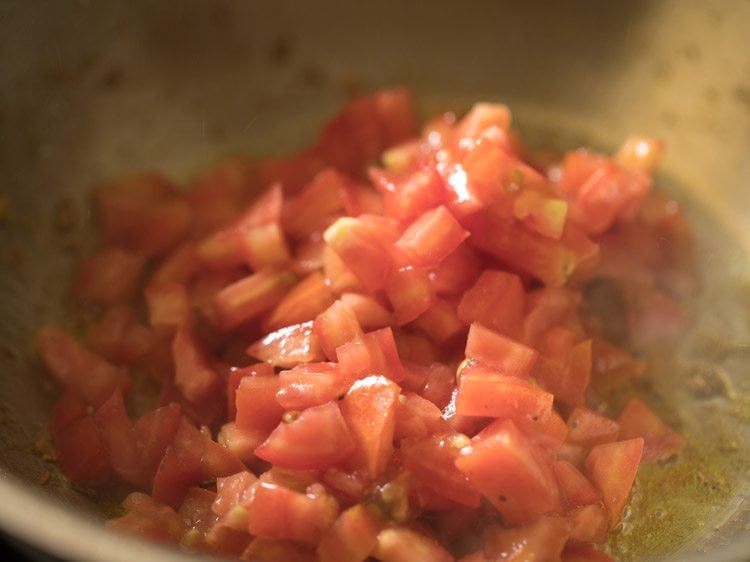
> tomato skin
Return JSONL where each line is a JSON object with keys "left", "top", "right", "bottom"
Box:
{"left": 247, "top": 482, "right": 339, "bottom": 545}
{"left": 38, "top": 326, "right": 130, "bottom": 406}
{"left": 340, "top": 375, "right": 400, "bottom": 479}
{"left": 456, "top": 419, "right": 563, "bottom": 525}
{"left": 585, "top": 437, "right": 644, "bottom": 528}
{"left": 617, "top": 397, "right": 686, "bottom": 462}
{"left": 255, "top": 401, "right": 355, "bottom": 470}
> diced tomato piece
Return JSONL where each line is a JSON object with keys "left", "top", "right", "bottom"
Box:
{"left": 277, "top": 363, "right": 347, "bottom": 410}
{"left": 373, "top": 87, "right": 419, "bottom": 148}
{"left": 316, "top": 503, "right": 382, "bottom": 562}
{"left": 456, "top": 368, "right": 552, "bottom": 421}
{"left": 290, "top": 239, "right": 326, "bottom": 276}
{"left": 420, "top": 362, "right": 456, "bottom": 410}
{"left": 384, "top": 265, "right": 438, "bottom": 325}
{"left": 429, "top": 243, "right": 482, "bottom": 297}
{"left": 93, "top": 390, "right": 146, "bottom": 487}
{"left": 535, "top": 339, "right": 592, "bottom": 407}
{"left": 195, "top": 227, "right": 246, "bottom": 270}
{"left": 201, "top": 436, "right": 246, "bottom": 481}
{"left": 247, "top": 321, "right": 325, "bottom": 368}
{"left": 617, "top": 397, "right": 686, "bottom": 462}
{"left": 373, "top": 166, "right": 446, "bottom": 221}
{"left": 335, "top": 328, "right": 406, "bottom": 384}
{"left": 513, "top": 188, "right": 568, "bottom": 240}
{"left": 226, "top": 363, "right": 274, "bottom": 421}
{"left": 38, "top": 326, "right": 130, "bottom": 406}
{"left": 247, "top": 482, "right": 339, "bottom": 545}
{"left": 615, "top": 135, "right": 665, "bottom": 175}
{"left": 413, "top": 299, "right": 466, "bottom": 345}
{"left": 522, "top": 287, "right": 582, "bottom": 348}
{"left": 568, "top": 502, "right": 609, "bottom": 544}
{"left": 372, "top": 527, "right": 453, "bottom": 562}
{"left": 465, "top": 323, "right": 537, "bottom": 376}
{"left": 255, "top": 401, "right": 355, "bottom": 470}
{"left": 213, "top": 471, "right": 257, "bottom": 519}
{"left": 402, "top": 432, "right": 480, "bottom": 508}
{"left": 339, "top": 292, "right": 394, "bottom": 330}
{"left": 266, "top": 271, "right": 336, "bottom": 332}
{"left": 235, "top": 375, "right": 285, "bottom": 432}
{"left": 283, "top": 168, "right": 349, "bottom": 240}
{"left": 53, "top": 413, "right": 111, "bottom": 483}
{"left": 320, "top": 468, "right": 369, "bottom": 506}
{"left": 323, "top": 244, "right": 363, "bottom": 295}
{"left": 152, "top": 419, "right": 205, "bottom": 508}
{"left": 106, "top": 492, "right": 182, "bottom": 543}
{"left": 566, "top": 407, "right": 621, "bottom": 448}
{"left": 172, "top": 322, "right": 222, "bottom": 405}
{"left": 465, "top": 211, "right": 598, "bottom": 287}
{"left": 74, "top": 248, "right": 146, "bottom": 305}
{"left": 237, "top": 221, "right": 291, "bottom": 271}
{"left": 508, "top": 408, "right": 569, "bottom": 454}
{"left": 134, "top": 403, "right": 182, "bottom": 483}
{"left": 393, "top": 392, "right": 446, "bottom": 440}
{"left": 551, "top": 459, "right": 601, "bottom": 507}
{"left": 457, "top": 271, "right": 525, "bottom": 338}
{"left": 213, "top": 269, "right": 295, "bottom": 330}
{"left": 395, "top": 206, "right": 468, "bottom": 268}
{"left": 314, "top": 300, "right": 364, "bottom": 360}
{"left": 86, "top": 305, "right": 155, "bottom": 364}
{"left": 51, "top": 389, "right": 88, "bottom": 436}
{"left": 323, "top": 216, "right": 395, "bottom": 292}
{"left": 145, "top": 282, "right": 191, "bottom": 332}
{"left": 455, "top": 102, "right": 511, "bottom": 139}
{"left": 340, "top": 376, "right": 400, "bottom": 479}
{"left": 217, "top": 422, "right": 267, "bottom": 466}
{"left": 561, "top": 544, "right": 616, "bottom": 562}
{"left": 585, "top": 438, "right": 644, "bottom": 528}
{"left": 483, "top": 515, "right": 571, "bottom": 562}
{"left": 456, "top": 419, "right": 562, "bottom": 525}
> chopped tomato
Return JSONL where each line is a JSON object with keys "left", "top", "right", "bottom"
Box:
{"left": 616, "top": 397, "right": 686, "bottom": 461}
{"left": 41, "top": 90, "right": 694, "bottom": 560}
{"left": 255, "top": 401, "right": 356, "bottom": 470}
{"left": 340, "top": 376, "right": 400, "bottom": 479}
{"left": 456, "top": 419, "right": 563, "bottom": 525}
{"left": 585, "top": 438, "right": 644, "bottom": 528}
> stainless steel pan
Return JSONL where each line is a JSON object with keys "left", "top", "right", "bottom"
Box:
{"left": 1, "top": 1, "right": 748, "bottom": 560}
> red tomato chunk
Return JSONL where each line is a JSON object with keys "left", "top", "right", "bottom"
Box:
{"left": 40, "top": 88, "right": 695, "bottom": 562}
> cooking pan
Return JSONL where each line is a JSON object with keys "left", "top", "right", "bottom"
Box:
{"left": 0, "top": 1, "right": 748, "bottom": 560}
